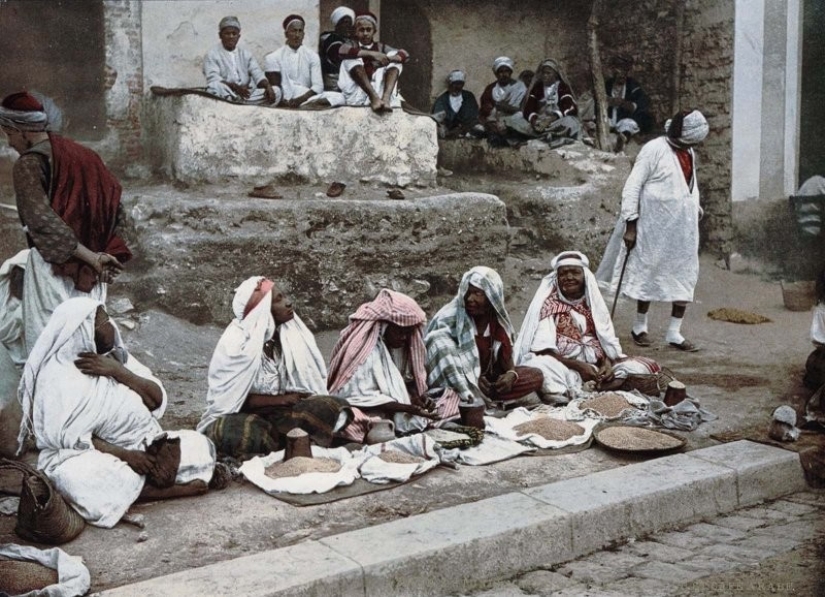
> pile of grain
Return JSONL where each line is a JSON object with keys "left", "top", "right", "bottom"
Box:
{"left": 581, "top": 393, "right": 632, "bottom": 417}
{"left": 264, "top": 456, "right": 341, "bottom": 479}
{"left": 707, "top": 308, "right": 771, "bottom": 324}
{"left": 513, "top": 417, "right": 585, "bottom": 441}
{"left": 597, "top": 426, "right": 683, "bottom": 451}
{"left": 377, "top": 451, "right": 425, "bottom": 464}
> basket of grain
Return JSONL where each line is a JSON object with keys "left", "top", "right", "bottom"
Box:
{"left": 593, "top": 424, "right": 685, "bottom": 455}
{"left": 781, "top": 280, "right": 816, "bottom": 312}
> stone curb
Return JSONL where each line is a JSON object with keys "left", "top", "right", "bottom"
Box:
{"left": 96, "top": 440, "right": 806, "bottom": 597}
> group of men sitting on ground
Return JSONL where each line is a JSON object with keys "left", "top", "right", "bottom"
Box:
{"left": 432, "top": 55, "right": 654, "bottom": 149}
{"left": 205, "top": 8, "right": 407, "bottom": 113}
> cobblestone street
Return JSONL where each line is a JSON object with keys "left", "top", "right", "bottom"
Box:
{"left": 449, "top": 491, "right": 825, "bottom": 597}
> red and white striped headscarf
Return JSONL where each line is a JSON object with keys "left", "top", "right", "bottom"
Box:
{"left": 328, "top": 289, "right": 427, "bottom": 396}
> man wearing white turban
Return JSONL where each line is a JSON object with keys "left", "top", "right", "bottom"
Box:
{"left": 596, "top": 110, "right": 710, "bottom": 352}
{"left": 319, "top": 6, "right": 355, "bottom": 91}
{"left": 478, "top": 57, "right": 528, "bottom": 142}
{"left": 431, "top": 69, "right": 480, "bottom": 139}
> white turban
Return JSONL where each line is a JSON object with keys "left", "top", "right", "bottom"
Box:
{"left": 232, "top": 276, "right": 272, "bottom": 321}
{"left": 551, "top": 251, "right": 590, "bottom": 272}
{"left": 665, "top": 110, "right": 709, "bottom": 146}
{"left": 492, "top": 56, "right": 514, "bottom": 73}
{"left": 448, "top": 70, "right": 466, "bottom": 83}
{"left": 331, "top": 6, "right": 355, "bottom": 26}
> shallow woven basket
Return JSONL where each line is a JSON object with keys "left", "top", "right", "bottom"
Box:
{"left": 0, "top": 459, "right": 86, "bottom": 545}
{"left": 781, "top": 280, "right": 816, "bottom": 312}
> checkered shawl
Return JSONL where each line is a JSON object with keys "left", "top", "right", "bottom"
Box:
{"left": 424, "top": 267, "right": 514, "bottom": 400}
{"left": 328, "top": 289, "right": 428, "bottom": 396}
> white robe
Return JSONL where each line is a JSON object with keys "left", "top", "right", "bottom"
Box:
{"left": 203, "top": 43, "right": 270, "bottom": 104}
{"left": 338, "top": 57, "right": 404, "bottom": 108}
{"left": 18, "top": 298, "right": 215, "bottom": 528}
{"left": 264, "top": 45, "right": 323, "bottom": 101}
{"left": 596, "top": 136, "right": 702, "bottom": 303}
{"left": 0, "top": 249, "right": 29, "bottom": 366}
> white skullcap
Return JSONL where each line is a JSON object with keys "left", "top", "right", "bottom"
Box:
{"left": 219, "top": 16, "right": 241, "bottom": 31}
{"left": 331, "top": 6, "right": 355, "bottom": 26}
{"left": 492, "top": 56, "right": 514, "bottom": 73}
{"left": 551, "top": 251, "right": 590, "bottom": 271}
{"left": 448, "top": 70, "right": 466, "bottom": 83}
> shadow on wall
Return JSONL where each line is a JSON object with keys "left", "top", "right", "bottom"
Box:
{"left": 381, "top": 0, "right": 432, "bottom": 112}
{"left": 733, "top": 198, "right": 825, "bottom": 281}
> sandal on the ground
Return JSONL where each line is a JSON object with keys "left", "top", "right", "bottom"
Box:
{"left": 248, "top": 184, "right": 283, "bottom": 199}
{"left": 631, "top": 331, "right": 652, "bottom": 347}
{"left": 669, "top": 339, "right": 700, "bottom": 352}
{"left": 326, "top": 181, "right": 346, "bottom": 197}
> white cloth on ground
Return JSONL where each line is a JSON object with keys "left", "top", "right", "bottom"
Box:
{"left": 338, "top": 58, "right": 404, "bottom": 107}
{"left": 355, "top": 434, "right": 445, "bottom": 484}
{"left": 0, "top": 249, "right": 30, "bottom": 367}
{"left": 23, "top": 248, "right": 106, "bottom": 357}
{"left": 264, "top": 45, "right": 323, "bottom": 100}
{"left": 623, "top": 397, "right": 716, "bottom": 431}
{"left": 567, "top": 390, "right": 650, "bottom": 421}
{"left": 240, "top": 445, "right": 359, "bottom": 495}
{"left": 451, "top": 434, "right": 535, "bottom": 466}
{"left": 596, "top": 136, "right": 701, "bottom": 302}
{"left": 485, "top": 406, "right": 599, "bottom": 449}
{"left": 18, "top": 298, "right": 215, "bottom": 527}
{"left": 0, "top": 543, "right": 91, "bottom": 597}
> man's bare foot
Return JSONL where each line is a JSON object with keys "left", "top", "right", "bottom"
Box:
{"left": 370, "top": 97, "right": 384, "bottom": 112}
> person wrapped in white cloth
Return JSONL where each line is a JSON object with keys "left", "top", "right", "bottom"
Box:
{"left": 197, "top": 276, "right": 353, "bottom": 459}
{"left": 17, "top": 298, "right": 221, "bottom": 528}
{"left": 596, "top": 109, "right": 709, "bottom": 352}
{"left": 515, "top": 251, "right": 660, "bottom": 404}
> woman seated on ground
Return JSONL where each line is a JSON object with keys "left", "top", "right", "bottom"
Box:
{"left": 514, "top": 251, "right": 659, "bottom": 405}
{"left": 328, "top": 289, "right": 439, "bottom": 440}
{"left": 17, "top": 298, "right": 223, "bottom": 528}
{"left": 197, "top": 276, "right": 353, "bottom": 459}
{"left": 520, "top": 59, "right": 582, "bottom": 145}
{"left": 425, "top": 266, "right": 543, "bottom": 411}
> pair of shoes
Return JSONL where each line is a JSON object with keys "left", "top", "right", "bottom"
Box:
{"left": 669, "top": 339, "right": 700, "bottom": 352}
{"left": 326, "top": 181, "right": 346, "bottom": 197}
{"left": 631, "top": 331, "right": 652, "bottom": 347}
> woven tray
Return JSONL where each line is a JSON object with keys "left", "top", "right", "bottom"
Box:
{"left": 593, "top": 424, "right": 686, "bottom": 455}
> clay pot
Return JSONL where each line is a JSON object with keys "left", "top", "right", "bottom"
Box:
{"left": 663, "top": 381, "right": 687, "bottom": 406}
{"left": 459, "top": 404, "right": 486, "bottom": 430}
{"left": 366, "top": 420, "right": 396, "bottom": 445}
{"left": 283, "top": 428, "right": 312, "bottom": 461}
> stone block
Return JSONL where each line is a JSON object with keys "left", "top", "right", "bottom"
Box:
{"left": 734, "top": 532, "right": 807, "bottom": 556}
{"left": 606, "top": 576, "right": 672, "bottom": 597}
{"left": 121, "top": 188, "right": 508, "bottom": 328}
{"left": 144, "top": 96, "right": 438, "bottom": 187}
{"left": 632, "top": 560, "right": 708, "bottom": 584}
{"left": 96, "top": 540, "right": 364, "bottom": 597}
{"left": 655, "top": 530, "right": 715, "bottom": 551}
{"left": 698, "top": 543, "right": 771, "bottom": 564}
{"left": 712, "top": 514, "right": 768, "bottom": 532}
{"left": 517, "top": 570, "right": 582, "bottom": 595}
{"left": 318, "top": 493, "right": 571, "bottom": 597}
{"left": 621, "top": 541, "right": 694, "bottom": 563}
{"left": 766, "top": 499, "right": 821, "bottom": 516}
{"left": 583, "top": 550, "right": 647, "bottom": 570}
{"left": 682, "top": 522, "right": 748, "bottom": 543}
{"left": 686, "top": 440, "right": 807, "bottom": 506}
{"left": 525, "top": 452, "right": 736, "bottom": 557}
{"left": 556, "top": 560, "right": 631, "bottom": 584}
{"left": 677, "top": 555, "right": 743, "bottom": 576}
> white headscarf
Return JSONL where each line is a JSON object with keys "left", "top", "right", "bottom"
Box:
{"left": 331, "top": 6, "right": 355, "bottom": 26}
{"left": 448, "top": 70, "right": 466, "bottom": 83}
{"left": 514, "top": 252, "right": 624, "bottom": 365}
{"left": 665, "top": 109, "right": 709, "bottom": 146}
{"left": 492, "top": 56, "right": 514, "bottom": 73}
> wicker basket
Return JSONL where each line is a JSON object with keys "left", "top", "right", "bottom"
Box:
{"left": 781, "top": 280, "right": 816, "bottom": 312}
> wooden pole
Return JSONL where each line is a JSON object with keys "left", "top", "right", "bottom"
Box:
{"left": 587, "top": 0, "right": 612, "bottom": 151}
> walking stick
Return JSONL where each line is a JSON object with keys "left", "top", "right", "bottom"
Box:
{"left": 610, "top": 248, "right": 631, "bottom": 319}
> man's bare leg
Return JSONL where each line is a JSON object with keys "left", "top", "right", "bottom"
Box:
{"left": 349, "top": 64, "right": 387, "bottom": 112}
{"left": 138, "top": 480, "right": 208, "bottom": 501}
{"left": 380, "top": 67, "right": 400, "bottom": 112}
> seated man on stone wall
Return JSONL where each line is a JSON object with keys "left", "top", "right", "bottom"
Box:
{"left": 264, "top": 15, "right": 323, "bottom": 109}
{"left": 431, "top": 70, "right": 481, "bottom": 139}
{"left": 336, "top": 12, "right": 408, "bottom": 112}
{"left": 197, "top": 276, "right": 353, "bottom": 459}
{"left": 18, "top": 298, "right": 226, "bottom": 528}
{"left": 328, "top": 289, "right": 439, "bottom": 442}
{"left": 203, "top": 16, "right": 279, "bottom": 105}
{"left": 478, "top": 57, "right": 528, "bottom": 145}
{"left": 319, "top": 6, "right": 355, "bottom": 91}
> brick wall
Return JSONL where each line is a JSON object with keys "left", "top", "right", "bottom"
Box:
{"left": 101, "top": 1, "right": 143, "bottom": 173}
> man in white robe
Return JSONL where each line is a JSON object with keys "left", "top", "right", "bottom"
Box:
{"left": 264, "top": 15, "right": 323, "bottom": 108}
{"left": 203, "top": 16, "right": 279, "bottom": 105}
{"left": 17, "top": 298, "right": 219, "bottom": 528}
{"left": 596, "top": 110, "right": 709, "bottom": 352}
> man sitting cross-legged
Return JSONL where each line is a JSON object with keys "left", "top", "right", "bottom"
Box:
{"left": 197, "top": 276, "right": 353, "bottom": 459}
{"left": 17, "top": 298, "right": 222, "bottom": 528}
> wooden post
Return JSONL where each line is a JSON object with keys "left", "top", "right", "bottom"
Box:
{"left": 283, "top": 428, "right": 312, "bottom": 461}
{"left": 587, "top": 0, "right": 612, "bottom": 151}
